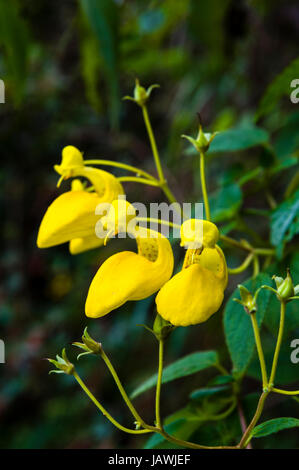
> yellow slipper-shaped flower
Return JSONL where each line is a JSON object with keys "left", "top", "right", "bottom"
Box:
{"left": 155, "top": 219, "right": 228, "bottom": 326}
{"left": 85, "top": 200, "right": 174, "bottom": 318}
{"left": 37, "top": 146, "right": 124, "bottom": 253}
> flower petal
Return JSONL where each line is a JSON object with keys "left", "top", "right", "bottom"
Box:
{"left": 69, "top": 235, "right": 104, "bottom": 255}
{"left": 85, "top": 233, "right": 174, "bottom": 318}
{"left": 37, "top": 191, "right": 101, "bottom": 248}
{"left": 156, "top": 264, "right": 224, "bottom": 327}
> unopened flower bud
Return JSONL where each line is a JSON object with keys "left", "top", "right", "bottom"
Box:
{"left": 153, "top": 313, "right": 175, "bottom": 341}
{"left": 182, "top": 125, "right": 217, "bottom": 153}
{"left": 273, "top": 269, "right": 294, "bottom": 301}
{"left": 234, "top": 285, "right": 257, "bottom": 314}
{"left": 123, "top": 79, "right": 160, "bottom": 107}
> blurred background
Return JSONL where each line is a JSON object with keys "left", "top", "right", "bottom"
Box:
{"left": 0, "top": 0, "right": 298, "bottom": 449}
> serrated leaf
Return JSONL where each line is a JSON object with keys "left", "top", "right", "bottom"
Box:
{"left": 252, "top": 418, "right": 299, "bottom": 438}
{"left": 223, "top": 273, "right": 272, "bottom": 375}
{"left": 256, "top": 57, "right": 299, "bottom": 120}
{"left": 210, "top": 182, "right": 242, "bottom": 222}
{"left": 208, "top": 126, "right": 269, "bottom": 153}
{"left": 131, "top": 351, "right": 218, "bottom": 399}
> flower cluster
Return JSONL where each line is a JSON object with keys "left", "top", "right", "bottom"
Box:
{"left": 37, "top": 146, "right": 228, "bottom": 327}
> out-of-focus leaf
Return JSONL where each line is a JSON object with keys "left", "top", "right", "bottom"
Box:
{"left": 210, "top": 183, "right": 242, "bottom": 222}
{"left": 79, "top": 23, "right": 102, "bottom": 112}
{"left": 208, "top": 126, "right": 269, "bottom": 153}
{"left": 270, "top": 188, "right": 299, "bottom": 258}
{"left": 189, "top": 385, "right": 230, "bottom": 401}
{"left": 79, "top": 0, "right": 120, "bottom": 126}
{"left": 223, "top": 273, "right": 272, "bottom": 375}
{"left": 131, "top": 351, "right": 218, "bottom": 399}
{"left": 255, "top": 57, "right": 299, "bottom": 120}
{"left": 274, "top": 112, "right": 299, "bottom": 159}
{"left": 0, "top": 0, "right": 30, "bottom": 105}
{"left": 252, "top": 418, "right": 299, "bottom": 438}
{"left": 139, "top": 9, "right": 165, "bottom": 34}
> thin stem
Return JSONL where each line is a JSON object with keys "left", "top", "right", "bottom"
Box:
{"left": 158, "top": 429, "right": 237, "bottom": 449}
{"left": 206, "top": 398, "right": 237, "bottom": 421}
{"left": 272, "top": 388, "right": 299, "bottom": 396}
{"left": 269, "top": 301, "right": 286, "bottom": 386}
{"left": 155, "top": 339, "right": 164, "bottom": 429}
{"left": 140, "top": 104, "right": 182, "bottom": 216}
{"left": 228, "top": 253, "right": 254, "bottom": 274}
{"left": 141, "top": 105, "right": 165, "bottom": 182}
{"left": 100, "top": 350, "right": 147, "bottom": 428}
{"left": 84, "top": 159, "right": 156, "bottom": 181}
{"left": 199, "top": 151, "right": 211, "bottom": 221}
{"left": 237, "top": 399, "right": 252, "bottom": 449}
{"left": 252, "top": 255, "right": 260, "bottom": 278}
{"left": 117, "top": 176, "right": 160, "bottom": 187}
{"left": 220, "top": 235, "right": 250, "bottom": 252}
{"left": 136, "top": 217, "right": 181, "bottom": 230}
{"left": 254, "top": 248, "right": 275, "bottom": 255}
{"left": 250, "top": 314, "right": 268, "bottom": 387}
{"left": 238, "top": 391, "right": 269, "bottom": 448}
{"left": 73, "top": 371, "right": 152, "bottom": 435}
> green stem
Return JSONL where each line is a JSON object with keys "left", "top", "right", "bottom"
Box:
{"left": 250, "top": 314, "right": 268, "bottom": 387}
{"left": 100, "top": 350, "right": 148, "bottom": 428}
{"left": 136, "top": 217, "right": 181, "bottom": 230}
{"left": 73, "top": 371, "right": 152, "bottom": 435}
{"left": 228, "top": 253, "right": 254, "bottom": 274}
{"left": 238, "top": 391, "right": 269, "bottom": 448}
{"left": 117, "top": 176, "right": 160, "bottom": 187}
{"left": 252, "top": 255, "right": 260, "bottom": 278}
{"left": 269, "top": 301, "right": 286, "bottom": 386}
{"left": 84, "top": 159, "right": 156, "bottom": 181}
{"left": 272, "top": 388, "right": 299, "bottom": 396}
{"left": 158, "top": 430, "right": 237, "bottom": 449}
{"left": 141, "top": 105, "right": 165, "bottom": 182}
{"left": 155, "top": 339, "right": 164, "bottom": 429}
{"left": 199, "top": 151, "right": 211, "bottom": 221}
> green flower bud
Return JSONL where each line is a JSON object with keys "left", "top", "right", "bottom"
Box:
{"left": 73, "top": 327, "right": 103, "bottom": 359}
{"left": 153, "top": 313, "right": 175, "bottom": 341}
{"left": 47, "top": 348, "right": 74, "bottom": 375}
{"left": 233, "top": 285, "right": 258, "bottom": 314}
{"left": 123, "top": 79, "right": 160, "bottom": 107}
{"left": 182, "top": 125, "right": 217, "bottom": 153}
{"left": 274, "top": 269, "right": 294, "bottom": 301}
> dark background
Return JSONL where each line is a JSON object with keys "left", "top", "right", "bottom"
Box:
{"left": 0, "top": 0, "right": 298, "bottom": 449}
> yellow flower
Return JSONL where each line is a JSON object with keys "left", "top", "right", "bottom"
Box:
{"left": 37, "top": 146, "right": 124, "bottom": 253}
{"left": 155, "top": 219, "right": 228, "bottom": 327}
{"left": 85, "top": 200, "right": 174, "bottom": 318}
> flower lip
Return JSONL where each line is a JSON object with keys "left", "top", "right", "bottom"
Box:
{"left": 180, "top": 219, "right": 219, "bottom": 249}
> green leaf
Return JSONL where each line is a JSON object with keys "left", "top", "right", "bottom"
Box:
{"left": 223, "top": 273, "right": 272, "bottom": 375}
{"left": 189, "top": 385, "right": 230, "bottom": 401}
{"left": 210, "top": 183, "right": 242, "bottom": 223}
{"left": 0, "top": 0, "right": 30, "bottom": 105}
{"left": 252, "top": 418, "right": 299, "bottom": 438}
{"left": 79, "top": 0, "right": 120, "bottom": 126}
{"left": 273, "top": 112, "right": 299, "bottom": 159}
{"left": 256, "top": 57, "right": 299, "bottom": 120}
{"left": 131, "top": 351, "right": 218, "bottom": 399}
{"left": 270, "top": 188, "right": 299, "bottom": 258}
{"left": 208, "top": 126, "right": 269, "bottom": 153}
